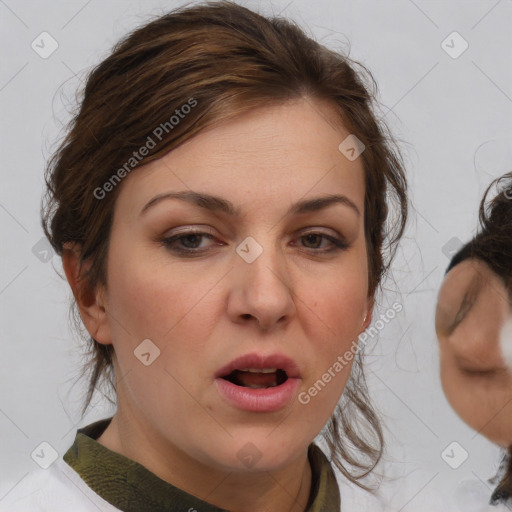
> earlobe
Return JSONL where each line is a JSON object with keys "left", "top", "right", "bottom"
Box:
{"left": 361, "top": 298, "right": 374, "bottom": 331}
{"left": 61, "top": 243, "right": 112, "bottom": 345}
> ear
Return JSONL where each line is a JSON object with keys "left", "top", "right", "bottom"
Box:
{"left": 361, "top": 296, "right": 374, "bottom": 332}
{"left": 61, "top": 242, "right": 112, "bottom": 345}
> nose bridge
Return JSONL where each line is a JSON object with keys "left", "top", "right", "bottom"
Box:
{"left": 230, "top": 232, "right": 295, "bottom": 326}
{"left": 236, "top": 232, "right": 289, "bottom": 291}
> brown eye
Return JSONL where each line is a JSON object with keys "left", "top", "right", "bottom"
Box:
{"left": 178, "top": 233, "right": 205, "bottom": 249}
{"left": 301, "top": 233, "right": 324, "bottom": 248}
{"left": 161, "top": 231, "right": 220, "bottom": 255}
{"left": 296, "top": 231, "right": 348, "bottom": 252}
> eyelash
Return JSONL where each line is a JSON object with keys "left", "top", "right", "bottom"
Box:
{"left": 459, "top": 368, "right": 495, "bottom": 378}
{"left": 459, "top": 366, "right": 508, "bottom": 379}
{"left": 160, "top": 230, "right": 349, "bottom": 256}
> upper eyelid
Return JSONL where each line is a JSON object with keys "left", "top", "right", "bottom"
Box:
{"left": 165, "top": 225, "right": 216, "bottom": 236}
{"left": 459, "top": 367, "right": 494, "bottom": 378}
{"left": 447, "top": 277, "right": 483, "bottom": 335}
{"left": 458, "top": 366, "right": 508, "bottom": 378}
{"left": 449, "top": 291, "right": 476, "bottom": 333}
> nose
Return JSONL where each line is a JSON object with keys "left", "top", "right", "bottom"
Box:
{"left": 226, "top": 236, "right": 296, "bottom": 331}
{"left": 443, "top": 297, "right": 508, "bottom": 371}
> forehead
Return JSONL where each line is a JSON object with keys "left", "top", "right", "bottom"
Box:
{"left": 436, "top": 259, "right": 511, "bottom": 334}
{"left": 114, "top": 99, "right": 366, "bottom": 220}
{"left": 441, "top": 259, "right": 507, "bottom": 297}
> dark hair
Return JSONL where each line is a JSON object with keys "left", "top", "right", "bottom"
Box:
{"left": 491, "top": 446, "right": 512, "bottom": 505}
{"left": 42, "top": 0, "right": 408, "bottom": 488}
{"left": 445, "top": 173, "right": 512, "bottom": 289}
{"left": 444, "top": 172, "right": 512, "bottom": 504}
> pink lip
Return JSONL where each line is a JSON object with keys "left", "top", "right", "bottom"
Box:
{"left": 214, "top": 352, "right": 302, "bottom": 413}
{"left": 215, "top": 377, "right": 300, "bottom": 412}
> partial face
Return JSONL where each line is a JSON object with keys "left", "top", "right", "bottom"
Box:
{"left": 98, "top": 98, "right": 371, "bottom": 471}
{"left": 436, "top": 258, "right": 512, "bottom": 446}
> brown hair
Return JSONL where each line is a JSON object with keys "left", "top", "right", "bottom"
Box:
{"left": 42, "top": 0, "right": 408, "bottom": 489}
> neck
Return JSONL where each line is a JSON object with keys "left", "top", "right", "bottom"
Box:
{"left": 97, "top": 408, "right": 312, "bottom": 512}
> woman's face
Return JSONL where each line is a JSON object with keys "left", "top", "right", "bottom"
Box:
{"left": 436, "top": 258, "right": 512, "bottom": 446}
{"left": 94, "top": 98, "right": 371, "bottom": 472}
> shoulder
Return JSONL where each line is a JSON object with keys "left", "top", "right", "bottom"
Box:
{"left": 0, "top": 458, "right": 120, "bottom": 512}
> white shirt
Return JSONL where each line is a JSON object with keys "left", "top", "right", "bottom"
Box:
{"left": 0, "top": 458, "right": 120, "bottom": 512}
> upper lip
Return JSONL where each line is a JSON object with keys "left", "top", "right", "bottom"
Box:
{"left": 215, "top": 352, "right": 301, "bottom": 379}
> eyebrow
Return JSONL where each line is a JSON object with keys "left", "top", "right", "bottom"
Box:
{"left": 139, "top": 190, "right": 361, "bottom": 218}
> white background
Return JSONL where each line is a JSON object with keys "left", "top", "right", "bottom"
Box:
{"left": 1, "top": 0, "right": 511, "bottom": 510}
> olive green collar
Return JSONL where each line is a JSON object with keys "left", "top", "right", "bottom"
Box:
{"left": 64, "top": 417, "right": 340, "bottom": 511}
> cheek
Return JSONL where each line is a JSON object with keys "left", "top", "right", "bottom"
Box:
{"left": 296, "top": 261, "right": 368, "bottom": 407}
{"left": 101, "top": 246, "right": 227, "bottom": 407}
{"left": 103, "top": 252, "right": 219, "bottom": 418}
{"left": 440, "top": 354, "right": 467, "bottom": 418}
{"left": 441, "top": 368, "right": 481, "bottom": 435}
{"left": 304, "top": 259, "right": 368, "bottom": 342}
{"left": 106, "top": 249, "right": 217, "bottom": 342}
{"left": 441, "top": 361, "right": 512, "bottom": 445}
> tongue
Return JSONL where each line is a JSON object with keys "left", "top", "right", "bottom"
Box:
{"left": 231, "top": 370, "right": 278, "bottom": 388}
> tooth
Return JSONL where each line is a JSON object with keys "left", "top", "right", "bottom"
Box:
{"left": 238, "top": 368, "right": 278, "bottom": 373}
{"left": 246, "top": 384, "right": 277, "bottom": 389}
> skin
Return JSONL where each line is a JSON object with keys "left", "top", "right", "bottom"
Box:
{"left": 63, "top": 97, "right": 373, "bottom": 512}
{"left": 436, "top": 258, "right": 512, "bottom": 446}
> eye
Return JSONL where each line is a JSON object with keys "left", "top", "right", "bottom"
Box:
{"left": 161, "top": 230, "right": 220, "bottom": 255}
{"left": 160, "top": 228, "right": 349, "bottom": 257}
{"left": 458, "top": 366, "right": 508, "bottom": 380}
{"left": 294, "top": 231, "right": 349, "bottom": 252}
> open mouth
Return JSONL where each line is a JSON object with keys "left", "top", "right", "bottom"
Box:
{"left": 221, "top": 368, "right": 288, "bottom": 389}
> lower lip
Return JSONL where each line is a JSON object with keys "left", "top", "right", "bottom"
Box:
{"left": 215, "top": 377, "right": 301, "bottom": 412}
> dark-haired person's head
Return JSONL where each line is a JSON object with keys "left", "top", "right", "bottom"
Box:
{"left": 436, "top": 173, "right": 512, "bottom": 445}
{"left": 436, "top": 173, "right": 512, "bottom": 504}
